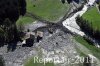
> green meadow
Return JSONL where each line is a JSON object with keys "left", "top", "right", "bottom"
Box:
{"left": 82, "top": 6, "right": 100, "bottom": 30}
{"left": 26, "top": 0, "right": 69, "bottom": 22}
{"left": 17, "top": 0, "right": 70, "bottom": 25}
{"left": 16, "top": 16, "right": 35, "bottom": 26}
{"left": 75, "top": 36, "right": 100, "bottom": 60}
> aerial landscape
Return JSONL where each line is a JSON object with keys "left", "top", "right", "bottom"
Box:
{"left": 0, "top": 0, "right": 100, "bottom": 66}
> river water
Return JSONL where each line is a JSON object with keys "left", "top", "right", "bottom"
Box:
{"left": 63, "top": 0, "right": 96, "bottom": 36}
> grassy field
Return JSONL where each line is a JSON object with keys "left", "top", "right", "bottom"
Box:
{"left": 75, "top": 36, "right": 100, "bottom": 60}
{"left": 26, "top": 0, "right": 69, "bottom": 22}
{"left": 80, "top": 6, "right": 100, "bottom": 59}
{"left": 16, "top": 0, "right": 70, "bottom": 25}
{"left": 82, "top": 6, "right": 100, "bottom": 30}
{"left": 16, "top": 16, "right": 35, "bottom": 26}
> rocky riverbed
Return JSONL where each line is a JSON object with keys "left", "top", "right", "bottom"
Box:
{"left": 0, "top": 0, "right": 99, "bottom": 66}
{"left": 0, "top": 22, "right": 80, "bottom": 66}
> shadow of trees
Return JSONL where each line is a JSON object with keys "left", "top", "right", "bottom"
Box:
{"left": 76, "top": 16, "right": 100, "bottom": 44}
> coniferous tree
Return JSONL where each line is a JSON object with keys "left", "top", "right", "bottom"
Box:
{"left": 0, "top": 0, "right": 26, "bottom": 46}
{"left": 61, "top": 0, "right": 65, "bottom": 4}
{"left": 76, "top": 16, "right": 100, "bottom": 43}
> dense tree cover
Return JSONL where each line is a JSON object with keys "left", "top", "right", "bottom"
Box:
{"left": 0, "top": 0, "right": 26, "bottom": 47}
{"left": 96, "top": 0, "right": 100, "bottom": 11}
{"left": 0, "top": 0, "right": 26, "bottom": 24}
{"left": 67, "top": 0, "right": 72, "bottom": 4}
{"left": 66, "top": 0, "right": 87, "bottom": 4}
{"left": 67, "top": 0, "right": 80, "bottom": 4}
{"left": 61, "top": 0, "right": 66, "bottom": 4}
{"left": 76, "top": 16, "right": 100, "bottom": 43}
{"left": 61, "top": 0, "right": 79, "bottom": 4}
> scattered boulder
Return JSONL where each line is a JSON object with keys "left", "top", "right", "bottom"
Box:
{"left": 22, "top": 34, "right": 35, "bottom": 47}
{"left": 36, "top": 31, "right": 43, "bottom": 42}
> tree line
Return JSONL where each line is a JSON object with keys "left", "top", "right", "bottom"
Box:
{"left": 0, "top": 0, "right": 26, "bottom": 47}
{"left": 61, "top": 0, "right": 87, "bottom": 4}
{"left": 76, "top": 16, "right": 100, "bottom": 43}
